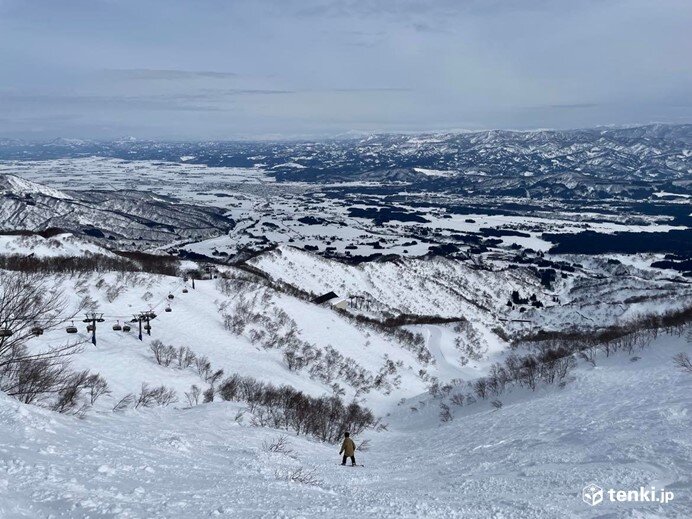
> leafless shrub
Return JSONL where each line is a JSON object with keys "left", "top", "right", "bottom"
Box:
{"left": 491, "top": 400, "right": 503, "bottom": 411}
{"left": 134, "top": 383, "right": 178, "bottom": 409}
{"left": 176, "top": 346, "right": 196, "bottom": 370}
{"left": 149, "top": 340, "right": 176, "bottom": 367}
{"left": 473, "top": 379, "right": 488, "bottom": 400}
{"left": 427, "top": 378, "right": 440, "bottom": 398}
{"left": 673, "top": 353, "right": 692, "bottom": 373}
{"left": 450, "top": 393, "right": 465, "bottom": 406}
{"left": 185, "top": 384, "right": 202, "bottom": 407}
{"left": 579, "top": 348, "right": 597, "bottom": 367}
{"left": 440, "top": 384, "right": 453, "bottom": 397}
{"left": 2, "top": 358, "right": 70, "bottom": 405}
{"left": 275, "top": 467, "right": 321, "bottom": 486}
{"left": 105, "top": 283, "right": 126, "bottom": 303}
{"left": 113, "top": 393, "right": 134, "bottom": 412}
{"left": 439, "top": 403, "right": 453, "bottom": 422}
{"left": 203, "top": 387, "right": 215, "bottom": 403}
{"left": 206, "top": 368, "right": 224, "bottom": 386}
{"left": 262, "top": 435, "right": 293, "bottom": 455}
{"left": 86, "top": 374, "right": 110, "bottom": 405}
{"left": 52, "top": 370, "right": 92, "bottom": 414}
{"left": 357, "top": 439, "right": 371, "bottom": 452}
{"left": 194, "top": 355, "right": 212, "bottom": 379}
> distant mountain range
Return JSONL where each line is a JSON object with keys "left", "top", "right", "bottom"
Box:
{"left": 1, "top": 124, "right": 689, "bottom": 199}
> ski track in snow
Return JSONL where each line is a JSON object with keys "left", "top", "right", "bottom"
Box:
{"left": 1, "top": 336, "right": 690, "bottom": 518}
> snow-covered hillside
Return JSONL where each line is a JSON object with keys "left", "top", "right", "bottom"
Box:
{"left": 0, "top": 233, "right": 113, "bottom": 258}
{"left": 0, "top": 173, "right": 232, "bottom": 248}
{"left": 1, "top": 333, "right": 689, "bottom": 518}
{"left": 249, "top": 246, "right": 692, "bottom": 333}
{"left": 16, "top": 268, "right": 440, "bottom": 415}
{"left": 0, "top": 174, "right": 72, "bottom": 200}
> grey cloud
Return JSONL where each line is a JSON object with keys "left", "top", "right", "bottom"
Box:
{"left": 105, "top": 69, "right": 238, "bottom": 80}
{"left": 0, "top": 0, "right": 689, "bottom": 139}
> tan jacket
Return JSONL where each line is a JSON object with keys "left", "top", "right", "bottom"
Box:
{"left": 340, "top": 438, "right": 356, "bottom": 457}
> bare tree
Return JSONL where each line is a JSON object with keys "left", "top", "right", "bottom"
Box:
{"left": 0, "top": 272, "right": 90, "bottom": 410}
{"left": 0, "top": 272, "right": 84, "bottom": 370}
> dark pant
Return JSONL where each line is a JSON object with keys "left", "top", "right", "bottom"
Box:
{"left": 342, "top": 455, "right": 356, "bottom": 465}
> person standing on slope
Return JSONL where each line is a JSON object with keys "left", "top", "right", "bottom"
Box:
{"left": 339, "top": 432, "right": 357, "bottom": 466}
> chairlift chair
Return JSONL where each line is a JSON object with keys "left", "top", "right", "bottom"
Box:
{"left": 112, "top": 321, "right": 122, "bottom": 332}
{"left": 165, "top": 306, "right": 172, "bottom": 313}
{"left": 87, "top": 324, "right": 95, "bottom": 332}
{"left": 122, "top": 323, "right": 131, "bottom": 332}
{"left": 66, "top": 322, "right": 78, "bottom": 334}
{"left": 167, "top": 293, "right": 174, "bottom": 300}
{"left": 182, "top": 288, "right": 189, "bottom": 293}
{"left": 31, "top": 326, "right": 44, "bottom": 336}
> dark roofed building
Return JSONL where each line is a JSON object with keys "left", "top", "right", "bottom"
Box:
{"left": 312, "top": 291, "right": 338, "bottom": 305}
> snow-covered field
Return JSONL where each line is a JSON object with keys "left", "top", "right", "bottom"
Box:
{"left": 3, "top": 156, "right": 687, "bottom": 261}
{"left": 1, "top": 333, "right": 689, "bottom": 518}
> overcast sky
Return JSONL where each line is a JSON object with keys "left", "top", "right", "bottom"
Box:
{"left": 1, "top": 0, "right": 690, "bottom": 140}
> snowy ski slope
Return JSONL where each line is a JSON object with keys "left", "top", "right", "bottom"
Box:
{"left": 0, "top": 334, "right": 689, "bottom": 518}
